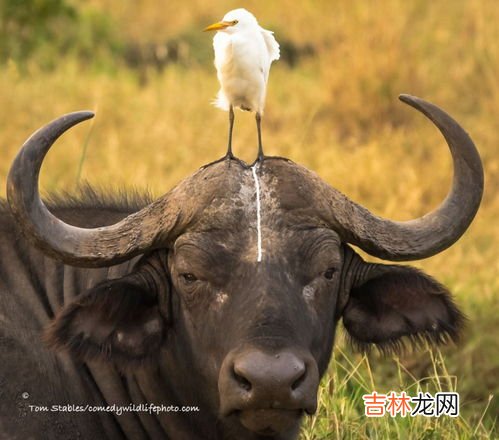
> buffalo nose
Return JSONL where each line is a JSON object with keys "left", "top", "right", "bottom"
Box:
{"left": 233, "top": 351, "right": 306, "bottom": 394}
{"left": 219, "top": 349, "right": 319, "bottom": 416}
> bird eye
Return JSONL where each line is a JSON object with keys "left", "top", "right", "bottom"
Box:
{"left": 232, "top": 20, "right": 239, "bottom": 25}
{"left": 181, "top": 273, "right": 198, "bottom": 284}
{"left": 324, "top": 268, "right": 336, "bottom": 280}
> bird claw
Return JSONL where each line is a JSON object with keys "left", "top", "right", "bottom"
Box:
{"left": 202, "top": 154, "right": 248, "bottom": 169}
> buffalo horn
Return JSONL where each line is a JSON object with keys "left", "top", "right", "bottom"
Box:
{"left": 325, "top": 95, "right": 484, "bottom": 261}
{"left": 7, "top": 112, "right": 183, "bottom": 267}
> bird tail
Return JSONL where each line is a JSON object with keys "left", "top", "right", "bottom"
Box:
{"left": 212, "top": 90, "right": 230, "bottom": 111}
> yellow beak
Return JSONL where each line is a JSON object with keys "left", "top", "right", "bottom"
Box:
{"left": 203, "top": 21, "right": 233, "bottom": 32}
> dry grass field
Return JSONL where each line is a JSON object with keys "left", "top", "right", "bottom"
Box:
{"left": 0, "top": 1, "right": 497, "bottom": 438}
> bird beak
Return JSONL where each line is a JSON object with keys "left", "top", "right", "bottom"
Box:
{"left": 203, "top": 21, "right": 233, "bottom": 32}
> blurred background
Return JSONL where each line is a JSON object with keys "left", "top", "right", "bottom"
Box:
{"left": 0, "top": 0, "right": 497, "bottom": 438}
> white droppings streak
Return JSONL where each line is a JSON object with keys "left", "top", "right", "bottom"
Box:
{"left": 251, "top": 165, "right": 263, "bottom": 262}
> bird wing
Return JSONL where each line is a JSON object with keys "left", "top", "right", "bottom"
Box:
{"left": 260, "top": 28, "right": 280, "bottom": 62}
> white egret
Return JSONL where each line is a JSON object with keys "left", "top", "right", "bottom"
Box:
{"left": 204, "top": 8, "right": 280, "bottom": 161}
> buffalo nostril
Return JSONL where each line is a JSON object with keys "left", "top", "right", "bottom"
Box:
{"left": 232, "top": 368, "right": 252, "bottom": 392}
{"left": 291, "top": 367, "right": 307, "bottom": 391}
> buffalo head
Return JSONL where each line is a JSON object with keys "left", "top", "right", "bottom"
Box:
{"left": 7, "top": 95, "right": 483, "bottom": 438}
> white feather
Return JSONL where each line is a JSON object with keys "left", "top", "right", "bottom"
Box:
{"left": 261, "top": 29, "right": 280, "bottom": 62}
{"left": 209, "top": 9, "right": 280, "bottom": 114}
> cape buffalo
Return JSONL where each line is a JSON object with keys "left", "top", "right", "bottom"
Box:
{"left": 0, "top": 95, "right": 483, "bottom": 439}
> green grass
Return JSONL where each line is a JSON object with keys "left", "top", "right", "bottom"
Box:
{"left": 0, "top": 1, "right": 497, "bottom": 438}
{"left": 301, "top": 341, "right": 496, "bottom": 439}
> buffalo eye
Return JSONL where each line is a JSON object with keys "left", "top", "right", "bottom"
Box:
{"left": 324, "top": 268, "right": 336, "bottom": 280}
{"left": 180, "top": 273, "right": 198, "bottom": 284}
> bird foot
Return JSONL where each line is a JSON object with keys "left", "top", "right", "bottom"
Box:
{"left": 250, "top": 154, "right": 266, "bottom": 167}
{"left": 203, "top": 153, "right": 248, "bottom": 169}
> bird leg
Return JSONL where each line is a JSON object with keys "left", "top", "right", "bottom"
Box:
{"left": 204, "top": 105, "right": 247, "bottom": 168}
{"left": 256, "top": 112, "right": 264, "bottom": 161}
{"left": 225, "top": 105, "right": 235, "bottom": 159}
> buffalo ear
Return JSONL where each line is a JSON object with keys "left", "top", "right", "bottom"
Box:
{"left": 342, "top": 265, "right": 465, "bottom": 353}
{"left": 45, "top": 275, "right": 164, "bottom": 367}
